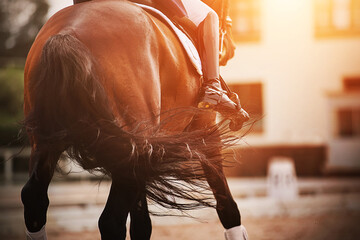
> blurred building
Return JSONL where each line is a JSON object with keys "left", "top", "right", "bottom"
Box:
{"left": 1, "top": 0, "right": 360, "bottom": 182}
{"left": 223, "top": 0, "right": 360, "bottom": 176}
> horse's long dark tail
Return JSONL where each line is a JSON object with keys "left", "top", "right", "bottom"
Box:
{"left": 24, "top": 33, "right": 237, "bottom": 212}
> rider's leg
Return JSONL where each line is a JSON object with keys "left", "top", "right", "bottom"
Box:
{"left": 197, "top": 11, "right": 219, "bottom": 80}
{"left": 21, "top": 147, "right": 60, "bottom": 240}
{"left": 180, "top": 0, "right": 238, "bottom": 112}
{"left": 197, "top": 11, "right": 238, "bottom": 112}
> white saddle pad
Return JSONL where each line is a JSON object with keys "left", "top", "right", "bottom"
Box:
{"left": 135, "top": 3, "right": 203, "bottom": 75}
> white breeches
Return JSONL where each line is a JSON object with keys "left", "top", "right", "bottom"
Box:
{"left": 181, "top": 0, "right": 217, "bottom": 26}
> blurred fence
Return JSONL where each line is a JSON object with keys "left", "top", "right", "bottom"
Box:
{"left": 0, "top": 147, "right": 30, "bottom": 183}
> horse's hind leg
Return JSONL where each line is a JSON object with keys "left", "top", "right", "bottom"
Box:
{"left": 188, "top": 112, "right": 248, "bottom": 239}
{"left": 98, "top": 182, "right": 128, "bottom": 240}
{"left": 130, "top": 193, "right": 152, "bottom": 240}
{"left": 203, "top": 160, "right": 248, "bottom": 240}
{"left": 99, "top": 179, "right": 151, "bottom": 240}
{"left": 21, "top": 146, "right": 60, "bottom": 239}
{"left": 203, "top": 160, "right": 240, "bottom": 228}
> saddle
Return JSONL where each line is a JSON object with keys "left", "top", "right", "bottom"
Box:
{"left": 134, "top": 2, "right": 202, "bottom": 74}
{"left": 74, "top": 0, "right": 198, "bottom": 48}
{"left": 131, "top": 0, "right": 198, "bottom": 43}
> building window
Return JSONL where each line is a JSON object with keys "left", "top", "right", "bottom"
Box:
{"left": 337, "top": 108, "right": 360, "bottom": 137}
{"left": 314, "top": 0, "right": 360, "bottom": 37}
{"left": 229, "top": 82, "right": 264, "bottom": 133}
{"left": 343, "top": 76, "right": 360, "bottom": 91}
{"left": 335, "top": 77, "right": 360, "bottom": 137}
{"left": 230, "top": 0, "right": 261, "bottom": 42}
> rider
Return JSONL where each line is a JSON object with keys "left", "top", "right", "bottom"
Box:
{"left": 157, "top": 0, "right": 240, "bottom": 114}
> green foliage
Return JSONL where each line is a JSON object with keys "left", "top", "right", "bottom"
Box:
{"left": 0, "top": 0, "right": 49, "bottom": 61}
{"left": 0, "top": 67, "right": 24, "bottom": 116}
{"left": 0, "top": 0, "right": 47, "bottom": 143}
{"left": 0, "top": 66, "right": 24, "bottom": 146}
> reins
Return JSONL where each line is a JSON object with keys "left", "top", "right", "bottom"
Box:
{"left": 218, "top": 0, "right": 231, "bottom": 55}
{"left": 214, "top": 0, "right": 235, "bottom": 96}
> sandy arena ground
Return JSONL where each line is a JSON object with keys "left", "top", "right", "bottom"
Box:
{"left": 2, "top": 178, "right": 360, "bottom": 239}
{"left": 3, "top": 212, "right": 359, "bottom": 240}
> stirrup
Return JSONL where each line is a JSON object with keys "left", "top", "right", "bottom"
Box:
{"left": 197, "top": 78, "right": 238, "bottom": 112}
{"left": 197, "top": 93, "right": 237, "bottom": 112}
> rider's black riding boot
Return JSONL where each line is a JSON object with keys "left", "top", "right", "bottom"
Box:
{"left": 197, "top": 12, "right": 239, "bottom": 114}
{"left": 198, "top": 78, "right": 238, "bottom": 112}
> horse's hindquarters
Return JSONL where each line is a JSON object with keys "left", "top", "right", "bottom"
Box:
{"left": 24, "top": 0, "right": 232, "bottom": 215}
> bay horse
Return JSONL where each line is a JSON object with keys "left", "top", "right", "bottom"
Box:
{"left": 21, "top": 0, "right": 248, "bottom": 239}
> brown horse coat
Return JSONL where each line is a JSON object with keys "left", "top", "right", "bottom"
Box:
{"left": 25, "top": 0, "right": 202, "bottom": 133}
{"left": 21, "top": 2, "right": 245, "bottom": 236}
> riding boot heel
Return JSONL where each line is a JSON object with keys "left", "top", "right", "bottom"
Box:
{"left": 198, "top": 78, "right": 238, "bottom": 112}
